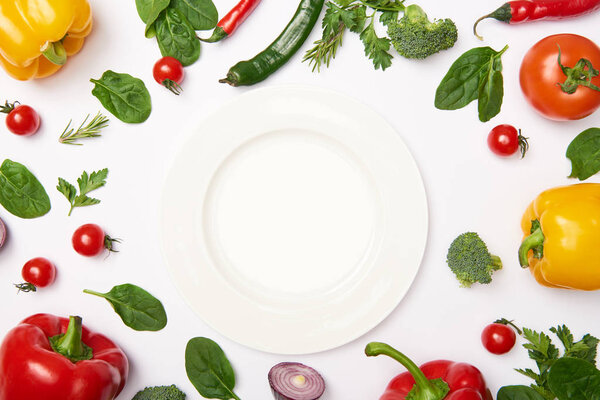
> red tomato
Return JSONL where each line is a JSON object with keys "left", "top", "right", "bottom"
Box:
{"left": 481, "top": 323, "right": 516, "bottom": 355}
{"left": 153, "top": 57, "right": 184, "bottom": 95}
{"left": 5, "top": 104, "right": 40, "bottom": 136}
{"left": 21, "top": 257, "right": 56, "bottom": 288}
{"left": 72, "top": 223, "right": 118, "bottom": 257}
{"left": 520, "top": 34, "right": 600, "bottom": 121}
{"left": 487, "top": 124, "right": 529, "bottom": 158}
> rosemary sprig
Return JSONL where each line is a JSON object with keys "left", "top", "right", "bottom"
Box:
{"left": 59, "top": 112, "right": 109, "bottom": 145}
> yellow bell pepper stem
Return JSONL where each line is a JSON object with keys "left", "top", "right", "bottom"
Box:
{"left": 518, "top": 224, "right": 545, "bottom": 267}
{"left": 41, "top": 41, "right": 67, "bottom": 65}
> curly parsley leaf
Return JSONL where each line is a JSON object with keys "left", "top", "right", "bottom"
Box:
{"left": 57, "top": 169, "right": 108, "bottom": 216}
{"left": 359, "top": 21, "right": 393, "bottom": 70}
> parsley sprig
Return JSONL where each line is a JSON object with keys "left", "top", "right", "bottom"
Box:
{"left": 57, "top": 169, "right": 109, "bottom": 216}
{"left": 303, "top": 0, "right": 405, "bottom": 71}
{"left": 59, "top": 112, "right": 109, "bottom": 145}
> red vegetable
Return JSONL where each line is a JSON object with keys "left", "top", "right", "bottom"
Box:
{"left": 269, "top": 362, "right": 325, "bottom": 400}
{"left": 153, "top": 57, "right": 184, "bottom": 95}
{"left": 474, "top": 0, "right": 600, "bottom": 40}
{"left": 72, "top": 223, "right": 119, "bottom": 257}
{"left": 1, "top": 101, "right": 40, "bottom": 136}
{"left": 0, "top": 314, "right": 128, "bottom": 400}
{"left": 487, "top": 124, "right": 529, "bottom": 158}
{"left": 15, "top": 257, "right": 57, "bottom": 293}
{"left": 201, "top": 0, "right": 262, "bottom": 43}
{"left": 365, "top": 342, "right": 491, "bottom": 400}
{"left": 481, "top": 320, "right": 520, "bottom": 355}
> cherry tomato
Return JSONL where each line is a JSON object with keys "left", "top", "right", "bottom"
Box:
{"left": 72, "top": 223, "right": 119, "bottom": 257}
{"left": 18, "top": 257, "right": 56, "bottom": 291}
{"left": 153, "top": 56, "right": 184, "bottom": 95}
{"left": 487, "top": 124, "right": 529, "bottom": 158}
{"left": 4, "top": 104, "right": 40, "bottom": 136}
{"left": 481, "top": 323, "right": 516, "bottom": 355}
{"left": 520, "top": 34, "right": 600, "bottom": 121}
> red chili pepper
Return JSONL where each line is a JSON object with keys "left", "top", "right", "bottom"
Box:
{"left": 201, "top": 0, "right": 262, "bottom": 43}
{"left": 474, "top": 0, "right": 600, "bottom": 40}
{"left": 0, "top": 314, "right": 128, "bottom": 400}
{"left": 365, "top": 342, "right": 491, "bottom": 400}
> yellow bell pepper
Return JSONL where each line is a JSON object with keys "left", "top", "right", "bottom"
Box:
{"left": 519, "top": 183, "right": 600, "bottom": 291}
{"left": 0, "top": 0, "right": 92, "bottom": 80}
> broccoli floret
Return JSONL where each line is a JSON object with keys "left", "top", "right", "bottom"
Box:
{"left": 132, "top": 385, "right": 186, "bottom": 400}
{"left": 446, "top": 232, "right": 502, "bottom": 287}
{"left": 387, "top": 4, "right": 458, "bottom": 59}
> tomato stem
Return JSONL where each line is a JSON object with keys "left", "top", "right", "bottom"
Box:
{"left": 0, "top": 100, "right": 18, "bottom": 114}
{"left": 557, "top": 45, "right": 600, "bottom": 94}
{"left": 518, "top": 129, "right": 529, "bottom": 159}
{"left": 14, "top": 282, "right": 36, "bottom": 293}
{"left": 494, "top": 318, "right": 523, "bottom": 335}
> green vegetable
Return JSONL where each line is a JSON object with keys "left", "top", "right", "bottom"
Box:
{"left": 435, "top": 45, "right": 508, "bottom": 122}
{"left": 548, "top": 357, "right": 600, "bottom": 400}
{"left": 515, "top": 325, "right": 599, "bottom": 399}
{"left": 56, "top": 169, "right": 108, "bottom": 216}
{"left": 185, "top": 337, "right": 241, "bottom": 400}
{"left": 497, "top": 386, "right": 546, "bottom": 400}
{"left": 83, "top": 284, "right": 167, "bottom": 332}
{"left": 566, "top": 127, "right": 600, "bottom": 181}
{"left": 132, "top": 385, "right": 186, "bottom": 400}
{"left": 90, "top": 70, "right": 152, "bottom": 124}
{"left": 304, "top": 1, "right": 455, "bottom": 71}
{"left": 0, "top": 159, "right": 51, "bottom": 219}
{"left": 59, "top": 112, "right": 109, "bottom": 145}
{"left": 135, "top": 0, "right": 171, "bottom": 36}
{"left": 170, "top": 0, "right": 217, "bottom": 31}
{"left": 155, "top": 8, "right": 201, "bottom": 67}
{"left": 220, "top": 0, "right": 325, "bottom": 87}
{"left": 387, "top": 4, "right": 457, "bottom": 60}
{"left": 446, "top": 232, "right": 502, "bottom": 287}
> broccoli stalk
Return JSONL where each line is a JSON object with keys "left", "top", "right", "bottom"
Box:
{"left": 132, "top": 385, "right": 186, "bottom": 400}
{"left": 387, "top": 4, "right": 458, "bottom": 59}
{"left": 446, "top": 232, "right": 502, "bottom": 287}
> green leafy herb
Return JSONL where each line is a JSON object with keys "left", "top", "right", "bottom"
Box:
{"left": 155, "top": 8, "right": 202, "bottom": 67}
{"left": 185, "top": 337, "right": 241, "bottom": 400}
{"left": 135, "top": 0, "right": 171, "bottom": 36}
{"left": 90, "top": 70, "right": 152, "bottom": 124}
{"left": 359, "top": 19, "right": 393, "bottom": 71}
{"left": 548, "top": 357, "right": 600, "bottom": 400}
{"left": 83, "top": 284, "right": 167, "bottom": 332}
{"left": 170, "top": 0, "right": 218, "bottom": 30}
{"left": 59, "top": 112, "right": 109, "bottom": 145}
{"left": 566, "top": 127, "right": 600, "bottom": 181}
{"left": 435, "top": 45, "right": 508, "bottom": 122}
{"left": 497, "top": 386, "right": 547, "bottom": 400}
{"left": 56, "top": 168, "right": 108, "bottom": 216}
{"left": 0, "top": 159, "right": 51, "bottom": 219}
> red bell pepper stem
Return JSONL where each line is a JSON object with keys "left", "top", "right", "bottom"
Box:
{"left": 201, "top": 0, "right": 262, "bottom": 43}
{"left": 365, "top": 342, "right": 450, "bottom": 400}
{"left": 49, "top": 316, "right": 93, "bottom": 363}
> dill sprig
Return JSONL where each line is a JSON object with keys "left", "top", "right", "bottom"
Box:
{"left": 59, "top": 112, "right": 109, "bottom": 145}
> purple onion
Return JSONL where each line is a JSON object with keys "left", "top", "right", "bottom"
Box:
{"left": 0, "top": 217, "right": 5, "bottom": 248}
{"left": 268, "top": 362, "right": 325, "bottom": 400}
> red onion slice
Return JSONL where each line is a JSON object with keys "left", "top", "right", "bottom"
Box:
{"left": 269, "top": 362, "right": 325, "bottom": 400}
{"left": 0, "top": 217, "right": 5, "bottom": 248}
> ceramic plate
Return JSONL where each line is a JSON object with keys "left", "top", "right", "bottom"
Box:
{"left": 159, "top": 85, "right": 428, "bottom": 354}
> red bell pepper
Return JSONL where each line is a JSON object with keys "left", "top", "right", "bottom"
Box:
{"left": 365, "top": 342, "right": 491, "bottom": 400}
{"left": 0, "top": 314, "right": 128, "bottom": 400}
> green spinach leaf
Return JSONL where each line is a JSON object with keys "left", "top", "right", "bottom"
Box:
{"left": 83, "top": 284, "right": 167, "bottom": 331}
{"left": 566, "top": 128, "right": 600, "bottom": 181}
{"left": 498, "top": 386, "right": 547, "bottom": 400}
{"left": 170, "top": 0, "right": 218, "bottom": 30}
{"left": 135, "top": 0, "right": 170, "bottom": 35}
{"left": 90, "top": 71, "right": 152, "bottom": 123}
{"left": 0, "top": 159, "right": 51, "bottom": 219}
{"left": 548, "top": 358, "right": 600, "bottom": 400}
{"left": 435, "top": 45, "right": 508, "bottom": 121}
{"left": 155, "top": 8, "right": 201, "bottom": 67}
{"left": 185, "top": 337, "right": 241, "bottom": 400}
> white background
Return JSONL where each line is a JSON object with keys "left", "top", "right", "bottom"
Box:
{"left": 1, "top": 0, "right": 600, "bottom": 398}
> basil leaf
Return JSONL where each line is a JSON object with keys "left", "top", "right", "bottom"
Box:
{"left": 185, "top": 337, "right": 241, "bottom": 400}
{"left": 135, "top": 0, "right": 170, "bottom": 32}
{"left": 566, "top": 128, "right": 600, "bottom": 181}
{"left": 478, "top": 54, "right": 504, "bottom": 122}
{"left": 0, "top": 159, "right": 51, "bottom": 219}
{"left": 90, "top": 70, "right": 152, "bottom": 124}
{"left": 498, "top": 386, "right": 547, "bottom": 400}
{"left": 83, "top": 284, "right": 167, "bottom": 331}
{"left": 548, "top": 358, "right": 600, "bottom": 400}
{"left": 170, "top": 0, "right": 218, "bottom": 31}
{"left": 155, "top": 8, "right": 201, "bottom": 67}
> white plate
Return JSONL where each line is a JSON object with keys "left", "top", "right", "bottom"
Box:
{"left": 159, "top": 85, "right": 428, "bottom": 354}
